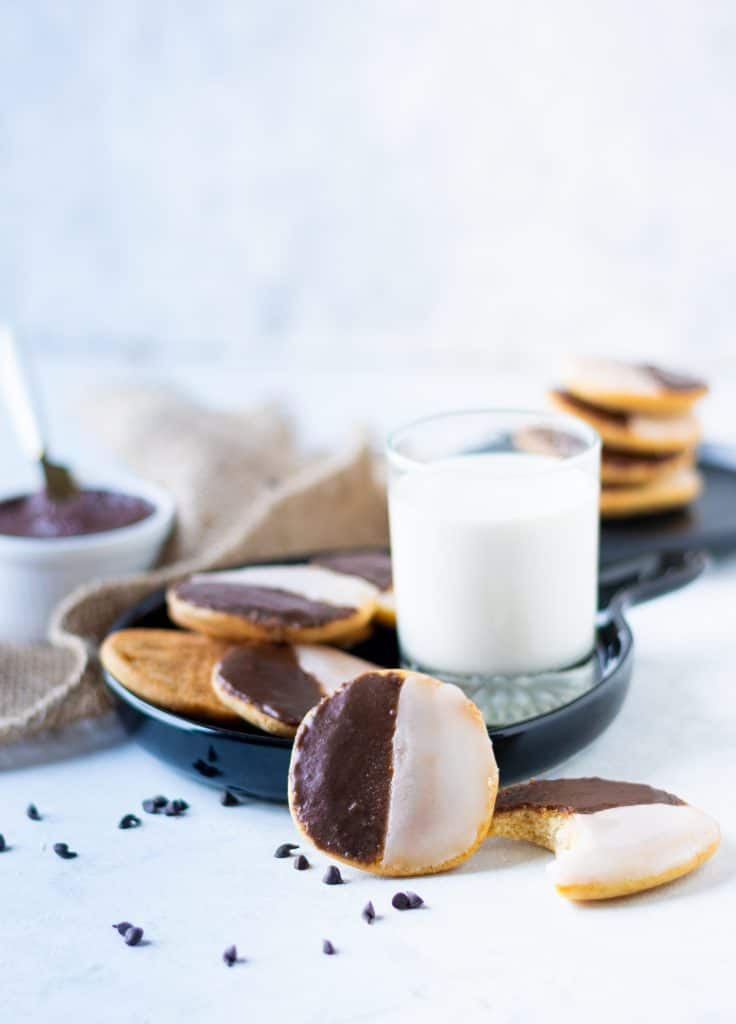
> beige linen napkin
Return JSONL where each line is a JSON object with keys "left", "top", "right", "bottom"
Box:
{"left": 0, "top": 387, "right": 388, "bottom": 744}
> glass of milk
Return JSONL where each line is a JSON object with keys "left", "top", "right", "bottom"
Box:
{"left": 387, "top": 410, "right": 600, "bottom": 692}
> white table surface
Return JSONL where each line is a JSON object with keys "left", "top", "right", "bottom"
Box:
{"left": 1, "top": 361, "right": 734, "bottom": 1024}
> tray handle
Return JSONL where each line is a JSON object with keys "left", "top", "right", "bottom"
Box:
{"left": 598, "top": 548, "right": 707, "bottom": 617}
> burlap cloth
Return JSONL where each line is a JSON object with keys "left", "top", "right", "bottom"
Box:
{"left": 0, "top": 387, "right": 389, "bottom": 745}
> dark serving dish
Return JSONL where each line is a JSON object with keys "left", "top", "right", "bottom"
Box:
{"left": 102, "top": 547, "right": 706, "bottom": 802}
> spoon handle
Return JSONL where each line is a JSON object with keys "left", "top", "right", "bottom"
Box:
{"left": 0, "top": 325, "right": 46, "bottom": 462}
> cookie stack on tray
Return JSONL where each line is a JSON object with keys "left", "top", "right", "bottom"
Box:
{"left": 549, "top": 357, "right": 708, "bottom": 518}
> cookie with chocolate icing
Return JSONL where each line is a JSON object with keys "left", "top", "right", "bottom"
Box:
{"left": 601, "top": 446, "right": 694, "bottom": 486}
{"left": 311, "top": 549, "right": 395, "bottom": 626}
{"left": 212, "top": 643, "right": 378, "bottom": 737}
{"left": 549, "top": 390, "right": 700, "bottom": 454}
{"left": 289, "top": 669, "right": 498, "bottom": 877}
{"left": 600, "top": 466, "right": 702, "bottom": 518}
{"left": 100, "top": 629, "right": 243, "bottom": 727}
{"left": 168, "top": 564, "right": 378, "bottom": 645}
{"left": 490, "top": 777, "right": 720, "bottom": 900}
{"left": 563, "top": 356, "right": 708, "bottom": 416}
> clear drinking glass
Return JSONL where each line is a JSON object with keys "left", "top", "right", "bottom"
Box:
{"left": 386, "top": 409, "right": 601, "bottom": 721}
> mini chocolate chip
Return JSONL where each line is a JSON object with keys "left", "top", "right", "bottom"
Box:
{"left": 173, "top": 799, "right": 189, "bottom": 812}
{"left": 274, "top": 843, "right": 299, "bottom": 859}
{"left": 124, "top": 926, "right": 144, "bottom": 946}
{"left": 164, "top": 799, "right": 188, "bottom": 817}
{"left": 406, "top": 891, "right": 424, "bottom": 909}
{"left": 112, "top": 921, "right": 133, "bottom": 936}
{"left": 27, "top": 803, "right": 41, "bottom": 821}
{"left": 53, "top": 843, "right": 78, "bottom": 860}
{"left": 323, "top": 865, "right": 343, "bottom": 885}
{"left": 142, "top": 795, "right": 167, "bottom": 814}
{"left": 118, "top": 814, "right": 142, "bottom": 830}
{"left": 222, "top": 944, "right": 238, "bottom": 966}
{"left": 361, "top": 901, "right": 376, "bottom": 924}
{"left": 293, "top": 854, "right": 309, "bottom": 871}
{"left": 0, "top": 835, "right": 6, "bottom": 853}
{"left": 391, "top": 892, "right": 410, "bottom": 910}
{"left": 322, "top": 939, "right": 336, "bottom": 956}
{"left": 221, "top": 789, "right": 239, "bottom": 807}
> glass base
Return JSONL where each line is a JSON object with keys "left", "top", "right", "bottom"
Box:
{"left": 399, "top": 650, "right": 601, "bottom": 727}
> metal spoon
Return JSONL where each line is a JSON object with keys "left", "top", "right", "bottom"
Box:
{"left": 0, "top": 326, "right": 78, "bottom": 500}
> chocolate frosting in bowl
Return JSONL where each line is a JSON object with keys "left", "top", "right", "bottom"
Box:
{"left": 173, "top": 581, "right": 355, "bottom": 628}
{"left": 0, "top": 489, "right": 154, "bottom": 539}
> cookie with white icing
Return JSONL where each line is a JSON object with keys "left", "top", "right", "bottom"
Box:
{"left": 311, "top": 549, "right": 395, "bottom": 626}
{"left": 563, "top": 356, "right": 708, "bottom": 416}
{"left": 601, "top": 446, "right": 694, "bottom": 486}
{"left": 600, "top": 466, "right": 702, "bottom": 518}
{"left": 549, "top": 390, "right": 700, "bottom": 454}
{"left": 289, "top": 669, "right": 498, "bottom": 877}
{"left": 168, "top": 564, "right": 378, "bottom": 645}
{"left": 490, "top": 777, "right": 720, "bottom": 900}
{"left": 212, "top": 643, "right": 378, "bottom": 737}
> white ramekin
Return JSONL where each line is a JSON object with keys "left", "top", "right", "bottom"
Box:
{"left": 0, "top": 476, "right": 175, "bottom": 644}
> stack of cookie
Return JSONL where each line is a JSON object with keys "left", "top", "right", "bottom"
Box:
{"left": 549, "top": 357, "right": 708, "bottom": 517}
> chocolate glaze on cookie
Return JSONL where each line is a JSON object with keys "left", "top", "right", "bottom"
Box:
{"left": 291, "top": 671, "right": 403, "bottom": 863}
{"left": 0, "top": 489, "right": 154, "bottom": 539}
{"left": 551, "top": 391, "right": 630, "bottom": 425}
{"left": 214, "top": 645, "right": 324, "bottom": 726}
{"left": 496, "top": 778, "right": 685, "bottom": 816}
{"left": 640, "top": 364, "right": 706, "bottom": 392}
{"left": 312, "top": 550, "right": 392, "bottom": 592}
{"left": 172, "top": 581, "right": 355, "bottom": 628}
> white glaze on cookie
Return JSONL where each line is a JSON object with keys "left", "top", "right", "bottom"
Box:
{"left": 381, "top": 673, "right": 497, "bottom": 872}
{"left": 190, "top": 564, "right": 378, "bottom": 610}
{"left": 549, "top": 803, "right": 721, "bottom": 888}
{"left": 294, "top": 644, "right": 377, "bottom": 694}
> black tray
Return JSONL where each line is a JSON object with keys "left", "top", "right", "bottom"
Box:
{"left": 102, "top": 548, "right": 705, "bottom": 801}
{"left": 600, "top": 442, "right": 736, "bottom": 565}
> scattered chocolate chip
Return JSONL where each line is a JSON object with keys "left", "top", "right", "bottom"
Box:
{"left": 193, "top": 758, "right": 221, "bottom": 778}
{"left": 26, "top": 803, "right": 41, "bottom": 821}
{"left": 391, "top": 892, "right": 410, "bottom": 911}
{"left": 322, "top": 939, "right": 336, "bottom": 956}
{"left": 52, "top": 842, "right": 78, "bottom": 860}
{"left": 124, "top": 926, "right": 144, "bottom": 946}
{"left": 142, "top": 795, "right": 167, "bottom": 814}
{"left": 274, "top": 843, "right": 299, "bottom": 859}
{"left": 293, "top": 854, "right": 310, "bottom": 871}
{"left": 207, "top": 745, "right": 218, "bottom": 763}
{"left": 112, "top": 921, "right": 133, "bottom": 936}
{"left": 164, "top": 799, "right": 188, "bottom": 817}
{"left": 406, "top": 891, "right": 424, "bottom": 909}
{"left": 222, "top": 944, "right": 238, "bottom": 966}
{"left": 0, "top": 834, "right": 6, "bottom": 853}
{"left": 323, "top": 865, "right": 343, "bottom": 886}
{"left": 118, "top": 814, "right": 142, "bottom": 830}
{"left": 221, "top": 789, "right": 239, "bottom": 807}
{"left": 361, "top": 901, "right": 376, "bottom": 924}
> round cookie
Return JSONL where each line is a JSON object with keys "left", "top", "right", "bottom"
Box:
{"left": 100, "top": 629, "right": 243, "bottom": 727}
{"left": 167, "top": 564, "right": 378, "bottom": 645}
{"left": 289, "top": 669, "right": 498, "bottom": 877}
{"left": 212, "top": 643, "right": 378, "bottom": 738}
{"left": 601, "top": 447, "right": 694, "bottom": 486}
{"left": 563, "top": 356, "right": 708, "bottom": 416}
{"left": 489, "top": 777, "right": 720, "bottom": 901}
{"left": 600, "top": 467, "right": 702, "bottom": 518}
{"left": 549, "top": 390, "right": 700, "bottom": 454}
{"left": 311, "top": 549, "right": 395, "bottom": 627}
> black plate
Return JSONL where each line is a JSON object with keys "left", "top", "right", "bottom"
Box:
{"left": 102, "top": 548, "right": 705, "bottom": 801}
{"left": 600, "top": 443, "right": 736, "bottom": 565}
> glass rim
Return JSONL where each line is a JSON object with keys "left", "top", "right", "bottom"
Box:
{"left": 385, "top": 407, "right": 601, "bottom": 476}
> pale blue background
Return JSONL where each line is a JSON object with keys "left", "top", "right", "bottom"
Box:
{"left": 1, "top": 1, "right": 734, "bottom": 372}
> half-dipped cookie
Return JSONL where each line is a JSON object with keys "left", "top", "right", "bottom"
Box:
{"left": 601, "top": 447, "right": 694, "bottom": 486}
{"left": 549, "top": 390, "right": 700, "bottom": 454}
{"left": 289, "top": 669, "right": 498, "bottom": 877}
{"left": 168, "top": 564, "right": 378, "bottom": 645}
{"left": 490, "top": 777, "right": 720, "bottom": 900}
{"left": 311, "top": 549, "right": 395, "bottom": 626}
{"left": 100, "top": 629, "right": 243, "bottom": 727}
{"left": 212, "top": 644, "right": 378, "bottom": 737}
{"left": 600, "top": 467, "right": 702, "bottom": 518}
{"left": 563, "top": 356, "right": 708, "bottom": 416}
